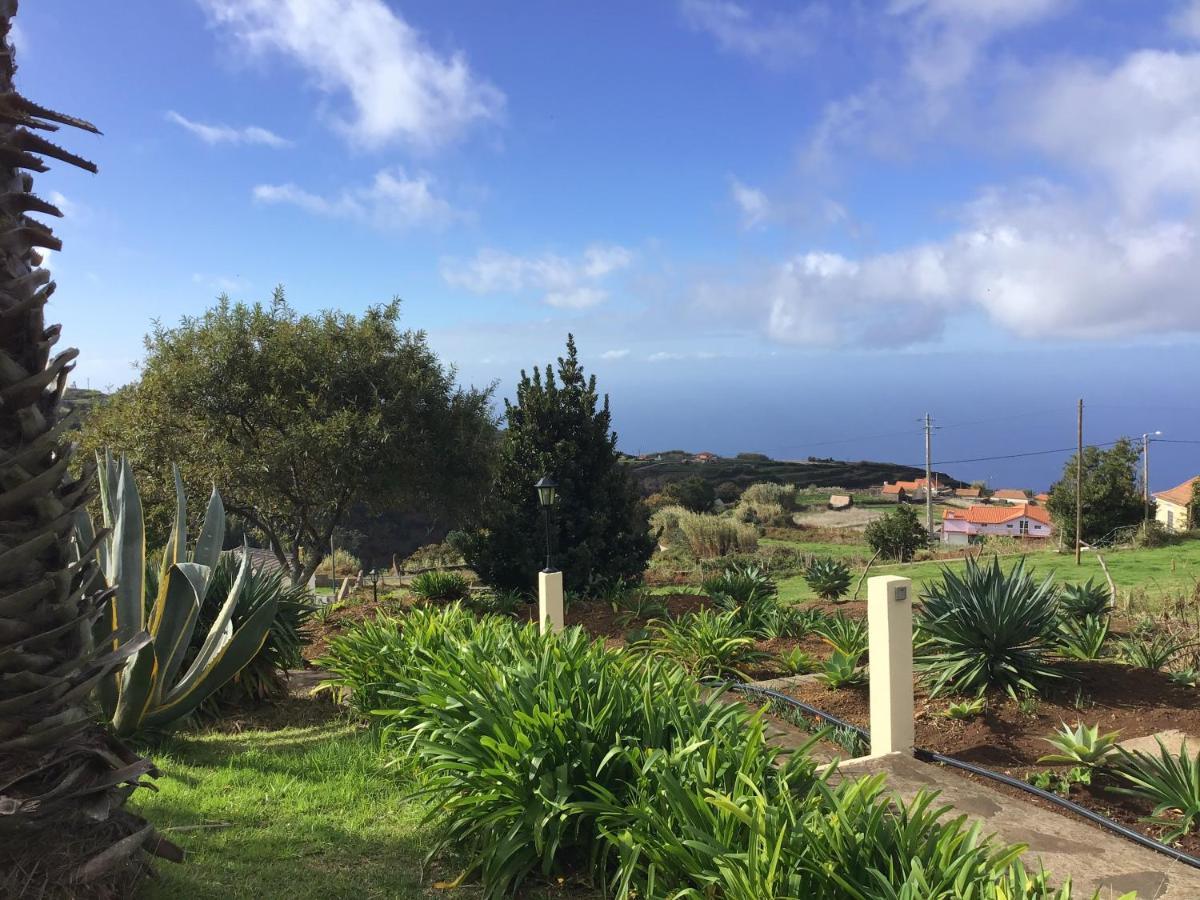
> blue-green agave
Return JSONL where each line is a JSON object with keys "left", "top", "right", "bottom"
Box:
{"left": 75, "top": 453, "right": 278, "bottom": 736}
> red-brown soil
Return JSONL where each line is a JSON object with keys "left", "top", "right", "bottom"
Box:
{"left": 777, "top": 663, "right": 1200, "bottom": 855}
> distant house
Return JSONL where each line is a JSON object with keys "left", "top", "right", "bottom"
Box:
{"left": 954, "top": 487, "right": 981, "bottom": 500}
{"left": 227, "top": 546, "right": 318, "bottom": 589}
{"left": 828, "top": 494, "right": 853, "bottom": 510}
{"left": 691, "top": 451, "right": 718, "bottom": 464}
{"left": 1154, "top": 476, "right": 1199, "bottom": 532}
{"left": 942, "top": 504, "right": 1052, "bottom": 545}
{"left": 882, "top": 476, "right": 944, "bottom": 500}
{"left": 1034, "top": 492, "right": 1050, "bottom": 504}
{"left": 992, "top": 489, "right": 1030, "bottom": 504}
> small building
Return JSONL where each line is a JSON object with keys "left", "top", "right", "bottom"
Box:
{"left": 691, "top": 451, "right": 718, "bottom": 464}
{"left": 942, "top": 503, "right": 1053, "bottom": 545}
{"left": 992, "top": 489, "right": 1030, "bottom": 504}
{"left": 828, "top": 494, "right": 853, "bottom": 510}
{"left": 1154, "top": 476, "right": 1199, "bottom": 532}
{"left": 954, "top": 487, "right": 981, "bottom": 500}
{"left": 1034, "top": 492, "right": 1050, "bottom": 504}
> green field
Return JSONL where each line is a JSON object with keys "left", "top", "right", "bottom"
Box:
{"left": 773, "top": 539, "right": 1200, "bottom": 607}
{"left": 132, "top": 716, "right": 447, "bottom": 900}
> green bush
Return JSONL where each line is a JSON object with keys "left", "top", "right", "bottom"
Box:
{"left": 804, "top": 557, "right": 852, "bottom": 602}
{"left": 326, "top": 606, "right": 1085, "bottom": 899}
{"left": 189, "top": 555, "right": 317, "bottom": 716}
{"left": 410, "top": 569, "right": 471, "bottom": 603}
{"left": 865, "top": 505, "right": 928, "bottom": 561}
{"left": 675, "top": 509, "right": 759, "bottom": 558}
{"left": 638, "top": 608, "right": 766, "bottom": 679}
{"left": 316, "top": 551, "right": 364, "bottom": 577}
{"left": 1059, "top": 578, "right": 1112, "bottom": 619}
{"left": 1056, "top": 614, "right": 1110, "bottom": 661}
{"left": 916, "top": 557, "right": 1060, "bottom": 698}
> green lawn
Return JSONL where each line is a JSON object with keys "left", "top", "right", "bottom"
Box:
{"left": 759, "top": 537, "right": 871, "bottom": 562}
{"left": 775, "top": 539, "right": 1200, "bottom": 607}
{"left": 132, "top": 711, "right": 454, "bottom": 900}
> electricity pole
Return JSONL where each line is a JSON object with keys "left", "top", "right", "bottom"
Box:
{"left": 1075, "top": 399, "right": 1082, "bottom": 565}
{"left": 1141, "top": 430, "right": 1161, "bottom": 528}
{"left": 924, "top": 413, "right": 934, "bottom": 538}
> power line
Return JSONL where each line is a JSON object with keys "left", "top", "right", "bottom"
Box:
{"left": 905, "top": 438, "right": 1125, "bottom": 468}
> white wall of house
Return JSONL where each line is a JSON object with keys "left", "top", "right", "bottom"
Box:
{"left": 1156, "top": 500, "right": 1191, "bottom": 533}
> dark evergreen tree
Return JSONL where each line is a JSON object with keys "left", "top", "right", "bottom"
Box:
{"left": 458, "top": 335, "right": 654, "bottom": 592}
{"left": 1046, "top": 439, "right": 1142, "bottom": 544}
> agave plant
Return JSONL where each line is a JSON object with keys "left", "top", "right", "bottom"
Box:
{"left": 409, "top": 569, "right": 470, "bottom": 603}
{"left": 1056, "top": 614, "right": 1110, "bottom": 661}
{"left": 813, "top": 612, "right": 869, "bottom": 657}
{"left": 916, "top": 556, "right": 1061, "bottom": 698}
{"left": 0, "top": 10, "right": 179, "bottom": 893}
{"left": 803, "top": 557, "right": 852, "bottom": 602}
{"left": 638, "top": 608, "right": 766, "bottom": 680}
{"left": 1112, "top": 738, "right": 1200, "bottom": 843}
{"left": 75, "top": 455, "right": 279, "bottom": 737}
{"left": 1037, "top": 722, "right": 1121, "bottom": 768}
{"left": 1058, "top": 578, "right": 1113, "bottom": 620}
{"left": 702, "top": 563, "right": 783, "bottom": 636}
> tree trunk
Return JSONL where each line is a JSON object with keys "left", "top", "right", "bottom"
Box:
{"left": 0, "top": 6, "right": 178, "bottom": 894}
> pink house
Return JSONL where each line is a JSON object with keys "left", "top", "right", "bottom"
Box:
{"left": 942, "top": 503, "right": 1053, "bottom": 545}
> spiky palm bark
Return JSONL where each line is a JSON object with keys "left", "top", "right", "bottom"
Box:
{"left": 0, "top": 2, "right": 178, "bottom": 895}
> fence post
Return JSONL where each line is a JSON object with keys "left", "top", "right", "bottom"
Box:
{"left": 866, "top": 575, "right": 914, "bottom": 757}
{"left": 538, "top": 570, "right": 564, "bottom": 635}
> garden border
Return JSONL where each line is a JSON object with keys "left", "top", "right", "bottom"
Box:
{"left": 725, "top": 681, "right": 1200, "bottom": 872}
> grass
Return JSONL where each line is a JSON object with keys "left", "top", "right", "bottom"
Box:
{"left": 131, "top": 706, "right": 459, "bottom": 900}
{"left": 774, "top": 539, "right": 1200, "bottom": 606}
{"left": 759, "top": 537, "right": 870, "bottom": 561}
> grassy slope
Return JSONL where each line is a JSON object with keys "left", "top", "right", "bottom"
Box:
{"left": 773, "top": 539, "right": 1200, "bottom": 605}
{"left": 132, "top": 717, "right": 455, "bottom": 900}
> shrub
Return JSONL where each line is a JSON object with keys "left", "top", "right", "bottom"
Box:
{"left": 401, "top": 541, "right": 465, "bottom": 572}
{"left": 1059, "top": 578, "right": 1112, "bottom": 619}
{"left": 1037, "top": 722, "right": 1121, "bottom": 768}
{"left": 865, "top": 505, "right": 928, "bottom": 561}
{"left": 638, "top": 609, "right": 766, "bottom": 679}
{"left": 661, "top": 475, "right": 716, "bottom": 512}
{"left": 191, "top": 555, "right": 317, "bottom": 715}
{"left": 1113, "top": 738, "right": 1200, "bottom": 842}
{"left": 813, "top": 612, "right": 869, "bottom": 657}
{"left": 1056, "top": 614, "right": 1110, "bottom": 661}
{"left": 804, "top": 557, "right": 852, "bottom": 602}
{"left": 676, "top": 510, "right": 758, "bottom": 558}
{"left": 916, "top": 557, "right": 1060, "bottom": 698}
{"left": 316, "top": 551, "right": 364, "bottom": 577}
{"left": 410, "top": 570, "right": 471, "bottom": 603}
{"left": 702, "top": 564, "right": 782, "bottom": 635}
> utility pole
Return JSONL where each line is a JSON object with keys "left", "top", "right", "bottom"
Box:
{"left": 1075, "top": 399, "right": 1083, "bottom": 565}
{"left": 924, "top": 413, "right": 934, "bottom": 538}
{"left": 1141, "top": 430, "right": 1161, "bottom": 528}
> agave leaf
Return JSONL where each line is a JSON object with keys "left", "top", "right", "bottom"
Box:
{"left": 144, "top": 593, "right": 279, "bottom": 728}
{"left": 108, "top": 456, "right": 145, "bottom": 643}
{"left": 164, "top": 545, "right": 251, "bottom": 704}
{"left": 150, "top": 562, "right": 209, "bottom": 704}
{"left": 191, "top": 485, "right": 225, "bottom": 590}
{"left": 110, "top": 640, "right": 158, "bottom": 737}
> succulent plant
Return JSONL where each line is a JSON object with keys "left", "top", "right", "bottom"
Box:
{"left": 803, "top": 557, "right": 852, "bottom": 602}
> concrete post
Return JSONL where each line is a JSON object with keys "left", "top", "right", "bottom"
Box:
{"left": 538, "top": 570, "right": 564, "bottom": 635}
{"left": 866, "top": 575, "right": 914, "bottom": 757}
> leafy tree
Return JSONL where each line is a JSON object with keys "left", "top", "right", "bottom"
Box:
{"left": 1191, "top": 479, "right": 1200, "bottom": 531}
{"left": 715, "top": 480, "right": 742, "bottom": 504}
{"left": 1046, "top": 439, "right": 1142, "bottom": 545}
{"left": 662, "top": 476, "right": 716, "bottom": 513}
{"left": 457, "top": 335, "right": 654, "bottom": 592}
{"left": 81, "top": 290, "right": 495, "bottom": 585}
{"left": 865, "top": 505, "right": 928, "bottom": 561}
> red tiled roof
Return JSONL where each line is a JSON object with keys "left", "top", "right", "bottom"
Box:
{"left": 993, "top": 489, "right": 1029, "bottom": 501}
{"left": 943, "top": 503, "right": 1051, "bottom": 526}
{"left": 1154, "top": 476, "right": 1200, "bottom": 508}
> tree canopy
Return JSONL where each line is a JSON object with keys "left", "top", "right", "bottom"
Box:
{"left": 1045, "top": 438, "right": 1142, "bottom": 545}
{"left": 81, "top": 289, "right": 496, "bottom": 584}
{"left": 865, "top": 505, "right": 927, "bottom": 561}
{"left": 456, "top": 335, "right": 653, "bottom": 592}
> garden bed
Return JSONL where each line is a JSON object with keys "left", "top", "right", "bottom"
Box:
{"left": 773, "top": 662, "right": 1200, "bottom": 855}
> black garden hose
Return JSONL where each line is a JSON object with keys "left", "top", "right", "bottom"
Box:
{"left": 725, "top": 681, "right": 1200, "bottom": 871}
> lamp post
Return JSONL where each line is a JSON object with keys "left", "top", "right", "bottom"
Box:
{"left": 535, "top": 475, "right": 558, "bottom": 572}
{"left": 534, "top": 475, "right": 564, "bottom": 634}
{"left": 1142, "top": 431, "right": 1162, "bottom": 528}
{"left": 369, "top": 568, "right": 381, "bottom": 604}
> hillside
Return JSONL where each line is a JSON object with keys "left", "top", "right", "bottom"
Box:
{"left": 62, "top": 386, "right": 108, "bottom": 427}
{"left": 622, "top": 450, "right": 960, "bottom": 495}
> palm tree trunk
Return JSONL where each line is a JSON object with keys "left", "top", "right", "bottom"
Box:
{"left": 0, "top": 2, "right": 179, "bottom": 894}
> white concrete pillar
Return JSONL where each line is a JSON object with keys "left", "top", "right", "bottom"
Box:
{"left": 538, "top": 570, "right": 564, "bottom": 635}
{"left": 866, "top": 575, "right": 914, "bottom": 757}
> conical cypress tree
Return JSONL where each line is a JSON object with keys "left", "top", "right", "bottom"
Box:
{"left": 459, "top": 335, "right": 653, "bottom": 593}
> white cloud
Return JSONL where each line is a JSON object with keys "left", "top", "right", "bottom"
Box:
{"left": 252, "top": 167, "right": 464, "bottom": 230}
{"left": 166, "top": 110, "right": 291, "bottom": 147}
{"left": 1171, "top": 0, "right": 1200, "bottom": 40}
{"left": 193, "top": 272, "right": 250, "bottom": 293}
{"left": 197, "top": 0, "right": 504, "bottom": 151}
{"left": 760, "top": 184, "right": 1200, "bottom": 346}
{"left": 1019, "top": 50, "right": 1200, "bottom": 212}
{"left": 730, "top": 177, "right": 771, "bottom": 229}
{"left": 9, "top": 22, "right": 27, "bottom": 56}
{"left": 648, "top": 350, "right": 721, "bottom": 363}
{"left": 442, "top": 244, "right": 633, "bottom": 308}
{"left": 600, "top": 348, "right": 631, "bottom": 360}
{"left": 680, "top": 0, "right": 821, "bottom": 68}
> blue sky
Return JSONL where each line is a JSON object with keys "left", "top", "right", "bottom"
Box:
{"left": 19, "top": 0, "right": 1200, "bottom": 490}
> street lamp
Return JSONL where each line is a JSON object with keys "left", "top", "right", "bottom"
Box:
{"left": 1142, "top": 431, "right": 1162, "bottom": 527}
{"left": 369, "top": 568, "right": 381, "bottom": 604}
{"left": 535, "top": 475, "right": 558, "bottom": 572}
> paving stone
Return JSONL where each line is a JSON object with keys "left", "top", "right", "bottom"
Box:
{"left": 1118, "top": 730, "right": 1200, "bottom": 758}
